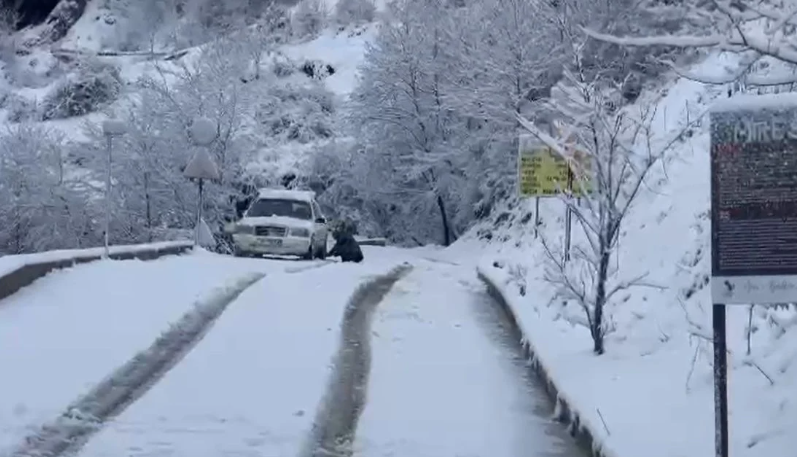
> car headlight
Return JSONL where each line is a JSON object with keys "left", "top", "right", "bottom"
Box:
{"left": 290, "top": 227, "right": 310, "bottom": 237}
{"left": 235, "top": 224, "right": 255, "bottom": 234}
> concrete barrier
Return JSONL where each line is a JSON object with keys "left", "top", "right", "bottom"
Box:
{"left": 477, "top": 267, "right": 608, "bottom": 457}
{"left": 0, "top": 241, "right": 194, "bottom": 303}
{"left": 355, "top": 237, "right": 387, "bottom": 247}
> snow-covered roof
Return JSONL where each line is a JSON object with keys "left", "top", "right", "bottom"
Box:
{"left": 256, "top": 188, "right": 316, "bottom": 202}
{"left": 711, "top": 92, "right": 797, "bottom": 113}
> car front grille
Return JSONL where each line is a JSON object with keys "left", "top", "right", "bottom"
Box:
{"left": 254, "top": 226, "right": 286, "bottom": 237}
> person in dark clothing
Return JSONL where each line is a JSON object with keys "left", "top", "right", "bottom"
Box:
{"left": 327, "top": 218, "right": 363, "bottom": 263}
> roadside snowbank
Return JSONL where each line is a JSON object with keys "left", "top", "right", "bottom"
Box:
{"left": 456, "top": 53, "right": 797, "bottom": 457}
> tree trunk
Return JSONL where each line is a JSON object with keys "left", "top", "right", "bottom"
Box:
{"left": 42, "top": 0, "right": 88, "bottom": 43}
{"left": 144, "top": 172, "right": 153, "bottom": 241}
{"left": 436, "top": 194, "right": 451, "bottom": 247}
{"left": 12, "top": 210, "right": 21, "bottom": 254}
{"left": 593, "top": 236, "right": 611, "bottom": 355}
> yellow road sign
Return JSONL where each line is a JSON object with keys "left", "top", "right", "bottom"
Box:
{"left": 518, "top": 146, "right": 569, "bottom": 197}
{"left": 517, "top": 135, "right": 594, "bottom": 198}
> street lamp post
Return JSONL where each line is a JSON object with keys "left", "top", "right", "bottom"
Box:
{"left": 183, "top": 117, "right": 220, "bottom": 247}
{"left": 101, "top": 118, "right": 127, "bottom": 258}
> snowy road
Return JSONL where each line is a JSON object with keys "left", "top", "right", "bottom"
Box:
{"left": 74, "top": 252, "right": 413, "bottom": 457}
{"left": 354, "top": 261, "right": 584, "bottom": 457}
{"left": 3, "top": 247, "right": 584, "bottom": 457}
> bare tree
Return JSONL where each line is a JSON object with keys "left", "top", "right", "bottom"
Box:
{"left": 518, "top": 70, "right": 694, "bottom": 354}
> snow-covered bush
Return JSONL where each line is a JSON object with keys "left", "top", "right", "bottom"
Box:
{"left": 41, "top": 59, "right": 122, "bottom": 120}
{"left": 4, "top": 94, "right": 39, "bottom": 122}
{"left": 272, "top": 54, "right": 297, "bottom": 77}
{"left": 255, "top": 82, "right": 335, "bottom": 144}
{"left": 291, "top": 0, "right": 328, "bottom": 38}
{"left": 300, "top": 60, "right": 335, "bottom": 79}
{"left": 335, "top": 0, "right": 376, "bottom": 26}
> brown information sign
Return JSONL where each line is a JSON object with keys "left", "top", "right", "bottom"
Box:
{"left": 711, "top": 98, "right": 797, "bottom": 304}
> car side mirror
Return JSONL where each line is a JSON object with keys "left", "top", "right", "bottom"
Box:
{"left": 315, "top": 217, "right": 326, "bottom": 224}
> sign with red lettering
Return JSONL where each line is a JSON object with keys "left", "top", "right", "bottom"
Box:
{"left": 710, "top": 97, "right": 797, "bottom": 304}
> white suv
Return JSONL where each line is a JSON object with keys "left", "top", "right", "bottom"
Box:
{"left": 230, "top": 189, "right": 329, "bottom": 259}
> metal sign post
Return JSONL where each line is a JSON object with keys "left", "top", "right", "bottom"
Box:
{"left": 713, "top": 303, "right": 729, "bottom": 457}
{"left": 563, "top": 165, "right": 573, "bottom": 262}
{"left": 710, "top": 94, "right": 797, "bottom": 457}
{"left": 559, "top": 125, "right": 587, "bottom": 264}
{"left": 101, "top": 119, "right": 126, "bottom": 258}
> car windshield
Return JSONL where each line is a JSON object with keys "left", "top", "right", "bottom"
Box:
{"left": 246, "top": 198, "right": 312, "bottom": 220}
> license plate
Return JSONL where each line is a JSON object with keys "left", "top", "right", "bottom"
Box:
{"left": 262, "top": 238, "right": 282, "bottom": 247}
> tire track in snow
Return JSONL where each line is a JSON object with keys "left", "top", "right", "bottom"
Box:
{"left": 8, "top": 272, "right": 266, "bottom": 457}
{"left": 301, "top": 263, "right": 413, "bottom": 457}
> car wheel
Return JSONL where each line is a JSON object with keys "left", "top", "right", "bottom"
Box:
{"left": 233, "top": 247, "right": 248, "bottom": 258}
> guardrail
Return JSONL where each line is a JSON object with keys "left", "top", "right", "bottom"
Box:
{"left": 0, "top": 241, "right": 194, "bottom": 302}
{"left": 354, "top": 237, "right": 387, "bottom": 247}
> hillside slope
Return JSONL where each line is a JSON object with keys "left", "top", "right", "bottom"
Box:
{"left": 455, "top": 51, "right": 796, "bottom": 457}
{"left": 0, "top": 0, "right": 385, "bottom": 253}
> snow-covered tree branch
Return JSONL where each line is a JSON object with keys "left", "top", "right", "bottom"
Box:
{"left": 583, "top": 0, "right": 797, "bottom": 87}
{"left": 0, "top": 124, "right": 99, "bottom": 254}
{"left": 346, "top": 0, "right": 468, "bottom": 246}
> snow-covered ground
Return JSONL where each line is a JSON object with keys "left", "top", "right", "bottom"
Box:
{"left": 3, "top": 0, "right": 376, "bottom": 146}
{"left": 453, "top": 52, "right": 797, "bottom": 457}
{"left": 355, "top": 260, "right": 583, "bottom": 457}
{"left": 0, "top": 251, "right": 294, "bottom": 454}
{"left": 281, "top": 25, "right": 375, "bottom": 95}
{"left": 75, "top": 248, "right": 414, "bottom": 457}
